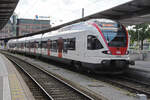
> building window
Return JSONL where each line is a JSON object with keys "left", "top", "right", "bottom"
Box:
{"left": 87, "top": 35, "right": 103, "bottom": 50}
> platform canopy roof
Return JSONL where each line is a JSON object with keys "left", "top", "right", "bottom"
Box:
{"left": 1, "top": 0, "right": 150, "bottom": 40}
{"left": 0, "top": 0, "right": 19, "bottom": 30}
{"left": 80, "top": 0, "right": 150, "bottom": 26}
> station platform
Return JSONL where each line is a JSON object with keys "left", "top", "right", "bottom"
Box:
{"left": 0, "top": 53, "right": 34, "bottom": 100}
{"left": 132, "top": 61, "right": 150, "bottom": 71}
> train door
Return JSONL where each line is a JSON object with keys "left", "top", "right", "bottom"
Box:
{"left": 76, "top": 33, "right": 84, "bottom": 57}
{"left": 47, "top": 39, "right": 50, "bottom": 56}
{"left": 58, "top": 38, "right": 63, "bottom": 58}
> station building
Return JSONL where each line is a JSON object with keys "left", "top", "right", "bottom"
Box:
{"left": 16, "top": 18, "right": 51, "bottom": 36}
{"left": 0, "top": 13, "right": 51, "bottom": 38}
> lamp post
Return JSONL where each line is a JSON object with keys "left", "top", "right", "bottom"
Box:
{"left": 138, "top": 30, "right": 140, "bottom": 50}
{"left": 82, "top": 8, "right": 84, "bottom": 18}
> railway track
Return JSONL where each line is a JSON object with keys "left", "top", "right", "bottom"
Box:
{"left": 94, "top": 75, "right": 150, "bottom": 98}
{"left": 5, "top": 54, "right": 95, "bottom": 100}
{"left": 2, "top": 51, "right": 150, "bottom": 99}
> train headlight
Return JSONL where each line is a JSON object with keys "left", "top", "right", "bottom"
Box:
{"left": 107, "top": 51, "right": 111, "bottom": 54}
{"left": 102, "top": 50, "right": 111, "bottom": 55}
{"left": 126, "top": 51, "right": 129, "bottom": 55}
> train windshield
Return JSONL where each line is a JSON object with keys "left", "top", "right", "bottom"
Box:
{"left": 100, "top": 24, "right": 127, "bottom": 47}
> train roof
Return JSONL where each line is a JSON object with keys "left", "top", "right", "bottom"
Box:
{"left": 42, "top": 29, "right": 85, "bottom": 40}
{"left": 28, "top": 34, "right": 43, "bottom": 42}
{"left": 17, "top": 37, "right": 26, "bottom": 43}
{"left": 25, "top": 36, "right": 33, "bottom": 42}
{"left": 88, "top": 19, "right": 117, "bottom": 23}
{"left": 8, "top": 39, "right": 17, "bottom": 44}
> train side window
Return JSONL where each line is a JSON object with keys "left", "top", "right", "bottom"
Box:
{"left": 30, "top": 42, "right": 34, "bottom": 48}
{"left": 47, "top": 40, "right": 50, "bottom": 49}
{"left": 26, "top": 42, "right": 30, "bottom": 48}
{"left": 21, "top": 43, "right": 24, "bottom": 48}
{"left": 62, "top": 38, "right": 76, "bottom": 53}
{"left": 17, "top": 43, "right": 20, "bottom": 48}
{"left": 28, "top": 42, "right": 31, "bottom": 48}
{"left": 63, "top": 39, "right": 68, "bottom": 53}
{"left": 68, "top": 38, "right": 76, "bottom": 50}
{"left": 38, "top": 42, "right": 41, "bottom": 48}
{"left": 51, "top": 40, "right": 57, "bottom": 52}
{"left": 53, "top": 40, "right": 58, "bottom": 52}
{"left": 35, "top": 42, "right": 38, "bottom": 48}
{"left": 25, "top": 43, "right": 27, "bottom": 48}
{"left": 24, "top": 43, "right": 26, "bottom": 48}
{"left": 50, "top": 40, "right": 52, "bottom": 49}
{"left": 87, "top": 35, "right": 103, "bottom": 50}
{"left": 41, "top": 41, "right": 47, "bottom": 49}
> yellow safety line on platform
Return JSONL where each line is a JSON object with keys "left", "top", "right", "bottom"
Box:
{"left": 8, "top": 74, "right": 26, "bottom": 100}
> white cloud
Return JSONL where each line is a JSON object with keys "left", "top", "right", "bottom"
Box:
{"left": 15, "top": 0, "right": 132, "bottom": 26}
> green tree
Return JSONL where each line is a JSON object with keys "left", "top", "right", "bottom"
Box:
{"left": 128, "top": 23, "right": 150, "bottom": 50}
{"left": 128, "top": 30, "right": 136, "bottom": 45}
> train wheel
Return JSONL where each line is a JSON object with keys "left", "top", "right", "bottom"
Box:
{"left": 87, "top": 70, "right": 91, "bottom": 73}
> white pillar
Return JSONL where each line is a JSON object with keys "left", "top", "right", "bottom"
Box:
{"left": 136, "top": 94, "right": 147, "bottom": 100}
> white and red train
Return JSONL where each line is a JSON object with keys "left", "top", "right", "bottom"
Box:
{"left": 7, "top": 19, "right": 134, "bottom": 74}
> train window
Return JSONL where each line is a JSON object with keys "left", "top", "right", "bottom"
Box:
{"left": 41, "top": 41, "right": 47, "bottom": 49}
{"left": 17, "top": 43, "right": 20, "bottom": 48}
{"left": 21, "top": 43, "right": 24, "bottom": 49}
{"left": 26, "top": 42, "right": 30, "bottom": 48}
{"left": 51, "top": 40, "right": 57, "bottom": 52}
{"left": 47, "top": 40, "right": 50, "bottom": 49}
{"left": 62, "top": 38, "right": 76, "bottom": 52}
{"left": 53, "top": 40, "right": 58, "bottom": 52}
{"left": 87, "top": 35, "right": 103, "bottom": 50}
{"left": 9, "top": 43, "right": 16, "bottom": 48}
{"left": 101, "top": 27, "right": 127, "bottom": 47}
{"left": 68, "top": 38, "right": 76, "bottom": 50}
{"left": 30, "top": 42, "right": 34, "bottom": 48}
{"left": 38, "top": 42, "right": 41, "bottom": 48}
{"left": 63, "top": 39, "right": 68, "bottom": 53}
{"left": 25, "top": 43, "right": 27, "bottom": 48}
{"left": 50, "top": 40, "right": 52, "bottom": 49}
{"left": 35, "top": 42, "right": 38, "bottom": 48}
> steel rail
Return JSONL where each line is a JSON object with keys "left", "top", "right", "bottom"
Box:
{"left": 7, "top": 55, "right": 54, "bottom": 100}
{"left": 117, "top": 76, "right": 150, "bottom": 87}
{"left": 6, "top": 54, "right": 95, "bottom": 100}
{"left": 97, "top": 76, "right": 150, "bottom": 98}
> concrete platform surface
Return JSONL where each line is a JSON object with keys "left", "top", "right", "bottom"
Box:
{"left": 129, "top": 61, "right": 150, "bottom": 73}
{"left": 0, "top": 53, "right": 34, "bottom": 100}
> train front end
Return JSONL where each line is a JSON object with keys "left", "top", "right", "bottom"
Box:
{"left": 92, "top": 19, "right": 134, "bottom": 74}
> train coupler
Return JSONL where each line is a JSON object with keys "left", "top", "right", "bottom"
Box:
{"left": 129, "top": 60, "right": 135, "bottom": 65}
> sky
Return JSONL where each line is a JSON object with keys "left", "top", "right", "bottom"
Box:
{"left": 14, "top": 0, "right": 132, "bottom": 26}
